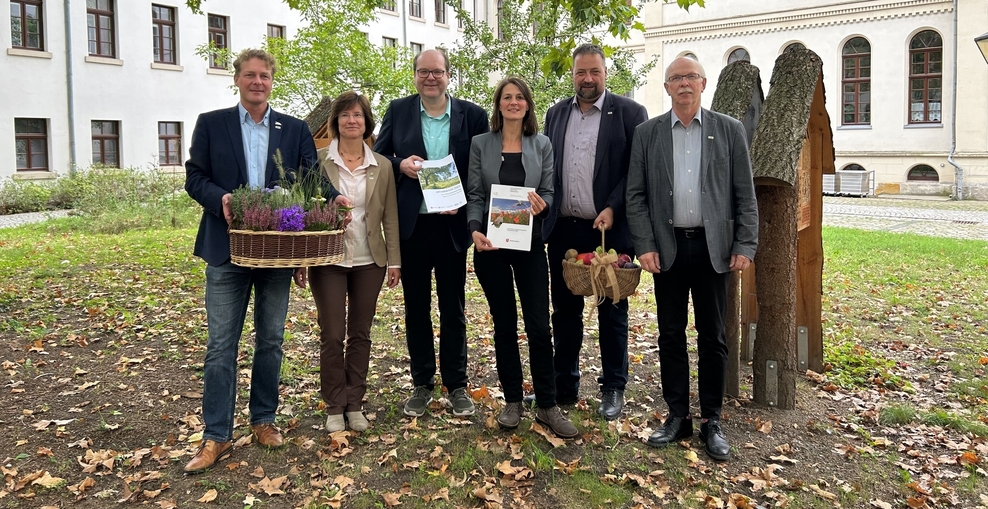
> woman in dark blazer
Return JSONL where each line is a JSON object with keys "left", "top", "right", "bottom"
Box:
{"left": 298, "top": 91, "right": 401, "bottom": 433}
{"left": 466, "top": 77, "right": 577, "bottom": 439}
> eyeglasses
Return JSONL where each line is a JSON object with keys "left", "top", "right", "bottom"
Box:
{"left": 415, "top": 69, "right": 447, "bottom": 78}
{"left": 666, "top": 73, "right": 704, "bottom": 84}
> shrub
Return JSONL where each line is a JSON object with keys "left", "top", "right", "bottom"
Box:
{"left": 1, "top": 165, "right": 200, "bottom": 233}
{"left": 0, "top": 179, "right": 56, "bottom": 214}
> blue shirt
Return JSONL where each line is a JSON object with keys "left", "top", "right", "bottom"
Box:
{"left": 671, "top": 108, "right": 703, "bottom": 228}
{"left": 238, "top": 103, "right": 271, "bottom": 188}
{"left": 418, "top": 96, "right": 451, "bottom": 213}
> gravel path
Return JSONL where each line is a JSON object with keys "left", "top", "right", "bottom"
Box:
{"left": 823, "top": 197, "right": 988, "bottom": 241}
{"left": 3, "top": 197, "right": 988, "bottom": 241}
{"left": 0, "top": 210, "right": 73, "bottom": 229}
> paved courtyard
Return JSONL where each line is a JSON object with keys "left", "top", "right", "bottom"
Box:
{"left": 823, "top": 196, "right": 988, "bottom": 241}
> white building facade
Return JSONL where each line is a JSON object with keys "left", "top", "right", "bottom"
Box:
{"left": 638, "top": 0, "right": 988, "bottom": 198}
{"left": 2, "top": 0, "right": 485, "bottom": 181}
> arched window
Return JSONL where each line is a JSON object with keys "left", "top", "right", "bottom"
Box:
{"left": 683, "top": 52, "right": 698, "bottom": 60}
{"left": 907, "top": 165, "right": 939, "bottom": 181}
{"left": 908, "top": 30, "right": 942, "bottom": 123}
{"left": 842, "top": 37, "right": 871, "bottom": 125}
{"left": 727, "top": 48, "right": 749, "bottom": 64}
{"left": 784, "top": 42, "right": 806, "bottom": 53}
{"left": 843, "top": 164, "right": 865, "bottom": 171}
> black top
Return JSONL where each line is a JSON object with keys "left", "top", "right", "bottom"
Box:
{"left": 498, "top": 152, "right": 524, "bottom": 186}
{"left": 469, "top": 152, "right": 525, "bottom": 234}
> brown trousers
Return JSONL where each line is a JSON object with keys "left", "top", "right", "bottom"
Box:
{"left": 309, "top": 263, "right": 387, "bottom": 414}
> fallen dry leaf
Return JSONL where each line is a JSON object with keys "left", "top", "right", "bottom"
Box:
{"left": 197, "top": 488, "right": 218, "bottom": 503}
{"left": 381, "top": 492, "right": 402, "bottom": 506}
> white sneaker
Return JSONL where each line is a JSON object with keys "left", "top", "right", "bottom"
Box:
{"left": 346, "top": 411, "right": 369, "bottom": 432}
{"left": 325, "top": 414, "right": 345, "bottom": 432}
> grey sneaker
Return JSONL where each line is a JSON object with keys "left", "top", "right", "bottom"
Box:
{"left": 448, "top": 387, "right": 476, "bottom": 416}
{"left": 535, "top": 406, "right": 579, "bottom": 438}
{"left": 403, "top": 386, "right": 434, "bottom": 417}
{"left": 497, "top": 402, "right": 524, "bottom": 429}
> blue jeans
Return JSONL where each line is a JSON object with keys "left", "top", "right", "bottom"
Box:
{"left": 202, "top": 262, "right": 294, "bottom": 442}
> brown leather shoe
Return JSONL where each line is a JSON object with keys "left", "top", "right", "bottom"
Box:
{"left": 251, "top": 423, "right": 285, "bottom": 448}
{"left": 183, "top": 440, "right": 233, "bottom": 474}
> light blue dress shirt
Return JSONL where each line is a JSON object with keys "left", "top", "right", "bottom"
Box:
{"left": 238, "top": 103, "right": 271, "bottom": 189}
{"left": 671, "top": 108, "right": 704, "bottom": 228}
{"left": 418, "top": 96, "right": 451, "bottom": 213}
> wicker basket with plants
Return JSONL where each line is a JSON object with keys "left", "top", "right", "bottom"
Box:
{"left": 227, "top": 150, "right": 349, "bottom": 268}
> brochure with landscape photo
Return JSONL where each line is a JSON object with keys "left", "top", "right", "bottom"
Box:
{"left": 486, "top": 184, "right": 534, "bottom": 251}
{"left": 418, "top": 155, "right": 467, "bottom": 213}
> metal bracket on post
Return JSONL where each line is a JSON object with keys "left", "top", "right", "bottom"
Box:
{"left": 765, "top": 360, "right": 778, "bottom": 407}
{"left": 797, "top": 326, "right": 808, "bottom": 372}
{"left": 746, "top": 323, "right": 756, "bottom": 361}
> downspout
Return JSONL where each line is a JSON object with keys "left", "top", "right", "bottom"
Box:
{"left": 947, "top": 0, "right": 963, "bottom": 199}
{"left": 401, "top": 0, "right": 408, "bottom": 47}
{"left": 63, "top": 0, "right": 78, "bottom": 175}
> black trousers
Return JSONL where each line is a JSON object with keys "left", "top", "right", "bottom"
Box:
{"left": 474, "top": 243, "right": 556, "bottom": 407}
{"left": 399, "top": 214, "right": 468, "bottom": 391}
{"left": 654, "top": 232, "right": 729, "bottom": 420}
{"left": 547, "top": 217, "right": 629, "bottom": 400}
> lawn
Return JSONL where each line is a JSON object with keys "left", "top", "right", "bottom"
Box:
{"left": 1, "top": 216, "right": 987, "bottom": 508}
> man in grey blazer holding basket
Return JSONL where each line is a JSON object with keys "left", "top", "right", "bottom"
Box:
{"left": 626, "top": 56, "right": 758, "bottom": 461}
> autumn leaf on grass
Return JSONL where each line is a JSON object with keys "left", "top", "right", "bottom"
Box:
{"left": 754, "top": 417, "right": 772, "bottom": 434}
{"left": 978, "top": 356, "right": 988, "bottom": 365}
{"left": 870, "top": 499, "right": 894, "bottom": 509}
{"left": 256, "top": 476, "right": 288, "bottom": 496}
{"left": 529, "top": 422, "right": 566, "bottom": 448}
{"left": 958, "top": 451, "right": 979, "bottom": 465}
{"left": 31, "top": 471, "right": 65, "bottom": 488}
{"left": 809, "top": 484, "right": 837, "bottom": 501}
{"left": 906, "top": 496, "right": 929, "bottom": 508}
{"left": 197, "top": 488, "right": 218, "bottom": 503}
{"left": 68, "top": 476, "right": 96, "bottom": 497}
{"left": 684, "top": 450, "right": 700, "bottom": 463}
{"left": 381, "top": 492, "right": 402, "bottom": 507}
{"left": 374, "top": 443, "right": 397, "bottom": 461}
{"left": 156, "top": 500, "right": 177, "bottom": 509}
{"left": 472, "top": 486, "right": 503, "bottom": 503}
{"left": 728, "top": 493, "right": 755, "bottom": 508}
{"left": 243, "top": 494, "right": 257, "bottom": 506}
{"left": 554, "top": 457, "right": 582, "bottom": 475}
{"left": 703, "top": 495, "right": 724, "bottom": 508}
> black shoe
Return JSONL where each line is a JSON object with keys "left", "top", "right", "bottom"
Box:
{"left": 523, "top": 394, "right": 578, "bottom": 407}
{"left": 597, "top": 389, "right": 624, "bottom": 421}
{"left": 645, "top": 416, "right": 693, "bottom": 448}
{"left": 699, "top": 420, "right": 730, "bottom": 461}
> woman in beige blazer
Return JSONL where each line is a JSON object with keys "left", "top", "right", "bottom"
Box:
{"left": 302, "top": 91, "right": 400, "bottom": 433}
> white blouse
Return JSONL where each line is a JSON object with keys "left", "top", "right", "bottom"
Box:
{"left": 326, "top": 138, "right": 378, "bottom": 268}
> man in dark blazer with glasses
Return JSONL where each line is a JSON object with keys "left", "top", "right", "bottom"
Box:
{"left": 374, "top": 48, "right": 489, "bottom": 419}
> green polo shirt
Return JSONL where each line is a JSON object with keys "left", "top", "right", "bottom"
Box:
{"left": 418, "top": 96, "right": 451, "bottom": 213}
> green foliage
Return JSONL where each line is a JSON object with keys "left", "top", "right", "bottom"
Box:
{"left": 1, "top": 166, "right": 198, "bottom": 233}
{"left": 194, "top": 40, "right": 235, "bottom": 71}
{"left": 264, "top": 0, "right": 415, "bottom": 120}
{"left": 447, "top": 0, "right": 655, "bottom": 124}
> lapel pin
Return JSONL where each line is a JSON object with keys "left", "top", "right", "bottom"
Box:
{"left": 707, "top": 135, "right": 714, "bottom": 139}
{"left": 607, "top": 111, "right": 613, "bottom": 115}
{"left": 275, "top": 121, "right": 282, "bottom": 130}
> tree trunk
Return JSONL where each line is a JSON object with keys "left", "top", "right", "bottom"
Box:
{"left": 752, "top": 184, "right": 798, "bottom": 409}
{"left": 725, "top": 272, "right": 741, "bottom": 398}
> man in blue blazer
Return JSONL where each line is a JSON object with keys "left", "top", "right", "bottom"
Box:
{"left": 540, "top": 44, "right": 648, "bottom": 421}
{"left": 184, "top": 49, "right": 346, "bottom": 474}
{"left": 627, "top": 56, "right": 758, "bottom": 461}
{"left": 374, "top": 49, "right": 489, "bottom": 418}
